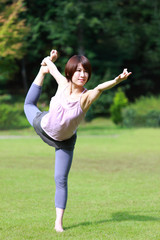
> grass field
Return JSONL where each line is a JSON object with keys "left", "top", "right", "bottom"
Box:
{"left": 0, "top": 118, "right": 160, "bottom": 240}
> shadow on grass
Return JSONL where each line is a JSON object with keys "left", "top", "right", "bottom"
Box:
{"left": 65, "top": 211, "right": 160, "bottom": 230}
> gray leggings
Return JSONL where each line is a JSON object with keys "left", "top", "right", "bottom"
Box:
{"left": 24, "top": 83, "right": 73, "bottom": 209}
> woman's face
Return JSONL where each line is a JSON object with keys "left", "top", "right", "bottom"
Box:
{"left": 71, "top": 63, "right": 89, "bottom": 86}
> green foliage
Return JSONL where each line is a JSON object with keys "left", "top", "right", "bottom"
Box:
{"left": 85, "top": 92, "right": 114, "bottom": 121}
{"left": 0, "top": 0, "right": 29, "bottom": 90}
{"left": 1, "top": 0, "right": 160, "bottom": 114}
{"left": 0, "top": 94, "right": 13, "bottom": 103}
{"left": 0, "top": 58, "right": 18, "bottom": 86}
{"left": 0, "top": 103, "right": 29, "bottom": 130}
{"left": 0, "top": 0, "right": 28, "bottom": 59}
{"left": 0, "top": 93, "right": 50, "bottom": 130}
{"left": 122, "top": 95, "right": 160, "bottom": 127}
{"left": 110, "top": 88, "right": 128, "bottom": 124}
{"left": 0, "top": 95, "right": 30, "bottom": 129}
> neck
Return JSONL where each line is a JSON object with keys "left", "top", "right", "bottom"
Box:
{"left": 69, "top": 82, "right": 84, "bottom": 95}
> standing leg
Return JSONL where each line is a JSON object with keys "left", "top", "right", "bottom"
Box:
{"left": 54, "top": 148, "right": 74, "bottom": 232}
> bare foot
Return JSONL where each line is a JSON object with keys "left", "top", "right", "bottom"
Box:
{"left": 54, "top": 221, "right": 64, "bottom": 233}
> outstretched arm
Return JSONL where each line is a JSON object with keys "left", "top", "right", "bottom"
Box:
{"left": 82, "top": 69, "right": 132, "bottom": 112}
{"left": 42, "top": 50, "right": 68, "bottom": 85}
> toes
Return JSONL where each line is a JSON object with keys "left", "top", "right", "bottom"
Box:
{"left": 54, "top": 227, "right": 64, "bottom": 233}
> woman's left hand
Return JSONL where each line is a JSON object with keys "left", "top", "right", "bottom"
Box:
{"left": 115, "top": 69, "right": 132, "bottom": 83}
{"left": 50, "top": 49, "right": 58, "bottom": 62}
{"left": 41, "top": 50, "right": 58, "bottom": 66}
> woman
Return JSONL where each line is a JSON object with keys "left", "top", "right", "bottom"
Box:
{"left": 24, "top": 50, "right": 131, "bottom": 232}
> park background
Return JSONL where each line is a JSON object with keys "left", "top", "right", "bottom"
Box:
{"left": 1, "top": 0, "right": 160, "bottom": 127}
{"left": 0, "top": 0, "right": 160, "bottom": 240}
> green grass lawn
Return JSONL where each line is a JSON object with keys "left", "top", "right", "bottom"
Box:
{"left": 0, "top": 119, "right": 160, "bottom": 240}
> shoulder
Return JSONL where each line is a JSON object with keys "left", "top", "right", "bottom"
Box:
{"left": 56, "top": 80, "right": 69, "bottom": 93}
{"left": 58, "top": 76, "right": 68, "bottom": 86}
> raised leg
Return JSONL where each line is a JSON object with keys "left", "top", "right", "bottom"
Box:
{"left": 24, "top": 66, "right": 48, "bottom": 126}
{"left": 24, "top": 83, "right": 42, "bottom": 126}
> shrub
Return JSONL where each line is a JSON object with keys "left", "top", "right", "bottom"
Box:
{"left": 85, "top": 92, "right": 114, "bottom": 122}
{"left": 0, "top": 94, "right": 49, "bottom": 129}
{"left": 122, "top": 95, "right": 160, "bottom": 127}
{"left": 0, "top": 94, "right": 13, "bottom": 103}
{"left": 110, "top": 88, "right": 128, "bottom": 124}
{"left": 0, "top": 102, "right": 30, "bottom": 130}
{"left": 0, "top": 104, "right": 19, "bottom": 129}
{"left": 146, "top": 110, "right": 160, "bottom": 127}
{"left": 122, "top": 108, "right": 136, "bottom": 127}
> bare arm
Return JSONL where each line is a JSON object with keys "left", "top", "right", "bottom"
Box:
{"left": 33, "top": 50, "right": 67, "bottom": 87}
{"left": 42, "top": 50, "right": 68, "bottom": 85}
{"left": 33, "top": 66, "right": 49, "bottom": 86}
{"left": 42, "top": 57, "right": 67, "bottom": 85}
{"left": 82, "top": 69, "right": 132, "bottom": 112}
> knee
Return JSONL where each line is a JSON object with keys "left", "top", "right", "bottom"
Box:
{"left": 24, "top": 102, "right": 30, "bottom": 113}
{"left": 55, "top": 175, "right": 68, "bottom": 189}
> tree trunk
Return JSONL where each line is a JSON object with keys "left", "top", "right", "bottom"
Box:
{"left": 78, "top": 23, "right": 85, "bottom": 55}
{"left": 21, "top": 58, "right": 28, "bottom": 93}
{"left": 77, "top": 0, "right": 85, "bottom": 55}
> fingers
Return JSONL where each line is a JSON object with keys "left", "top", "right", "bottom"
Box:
{"left": 123, "top": 68, "right": 128, "bottom": 75}
{"left": 41, "top": 60, "right": 46, "bottom": 66}
{"left": 41, "top": 50, "right": 58, "bottom": 66}
{"left": 41, "top": 56, "right": 50, "bottom": 66}
{"left": 122, "top": 68, "right": 132, "bottom": 77}
{"left": 50, "top": 49, "right": 58, "bottom": 62}
{"left": 41, "top": 50, "right": 57, "bottom": 66}
{"left": 50, "top": 49, "right": 57, "bottom": 57}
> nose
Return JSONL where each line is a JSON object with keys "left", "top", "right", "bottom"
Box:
{"left": 80, "top": 71, "right": 85, "bottom": 77}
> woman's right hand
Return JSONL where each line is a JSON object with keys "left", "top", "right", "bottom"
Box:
{"left": 40, "top": 65, "right": 49, "bottom": 75}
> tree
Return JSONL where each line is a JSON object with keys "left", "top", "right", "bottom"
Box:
{"left": 2, "top": 0, "right": 160, "bottom": 111}
{"left": 0, "top": 0, "right": 29, "bottom": 92}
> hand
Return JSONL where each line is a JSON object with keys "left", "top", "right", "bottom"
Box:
{"left": 115, "top": 68, "right": 132, "bottom": 83}
{"left": 40, "top": 65, "right": 49, "bottom": 75}
{"left": 50, "top": 49, "right": 58, "bottom": 62}
{"left": 41, "top": 49, "right": 58, "bottom": 66}
{"left": 41, "top": 56, "right": 50, "bottom": 66}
